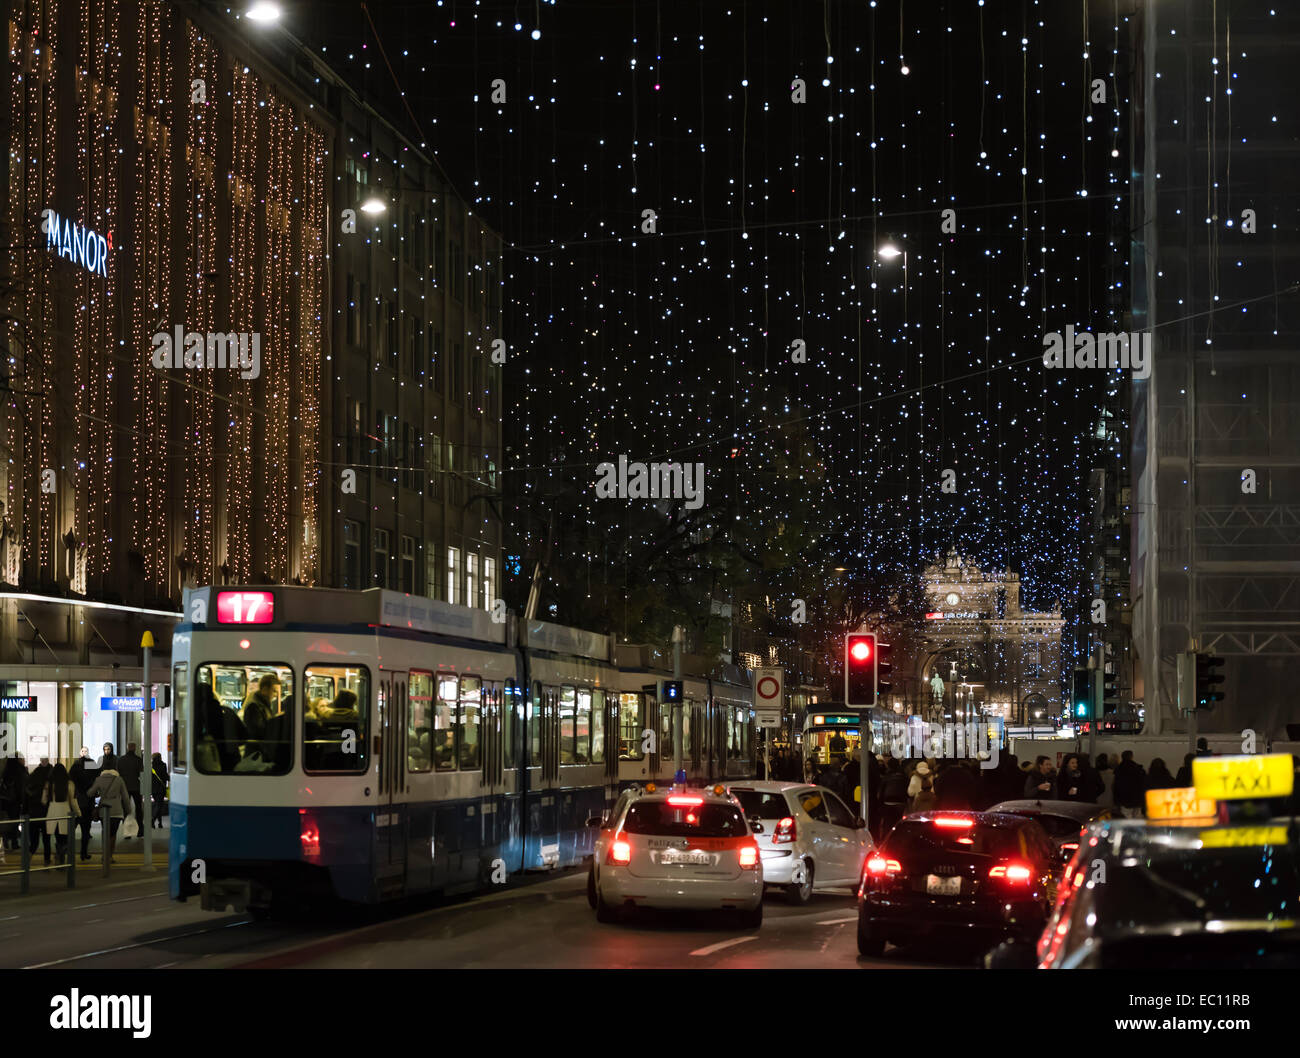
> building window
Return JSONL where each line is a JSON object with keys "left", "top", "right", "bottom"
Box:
{"left": 343, "top": 520, "right": 363, "bottom": 589}
{"left": 447, "top": 547, "right": 460, "bottom": 605}
{"left": 374, "top": 529, "right": 390, "bottom": 588}
{"left": 400, "top": 535, "right": 415, "bottom": 593}
{"left": 409, "top": 315, "right": 422, "bottom": 381}
{"left": 466, "top": 553, "right": 478, "bottom": 611}
{"left": 430, "top": 328, "right": 441, "bottom": 391}
{"left": 451, "top": 343, "right": 463, "bottom": 403}
{"left": 1025, "top": 642, "right": 1041, "bottom": 679}
{"left": 471, "top": 356, "right": 483, "bottom": 414}
{"left": 346, "top": 399, "right": 363, "bottom": 467}
{"left": 401, "top": 422, "right": 413, "bottom": 490}
{"left": 346, "top": 274, "right": 357, "bottom": 346}
{"left": 483, "top": 556, "right": 496, "bottom": 612}
{"left": 387, "top": 301, "right": 398, "bottom": 369}
{"left": 428, "top": 433, "right": 442, "bottom": 499}
{"left": 359, "top": 282, "right": 369, "bottom": 344}
{"left": 425, "top": 545, "right": 440, "bottom": 600}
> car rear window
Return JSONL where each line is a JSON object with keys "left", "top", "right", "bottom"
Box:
{"left": 886, "top": 819, "right": 1029, "bottom": 858}
{"left": 730, "top": 789, "right": 790, "bottom": 819}
{"left": 1023, "top": 813, "right": 1086, "bottom": 838}
{"left": 623, "top": 802, "right": 749, "bottom": 837}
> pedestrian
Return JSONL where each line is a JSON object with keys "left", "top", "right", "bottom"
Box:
{"left": 1092, "top": 753, "right": 1114, "bottom": 808}
{"left": 1195, "top": 737, "right": 1212, "bottom": 757}
{"left": 151, "top": 752, "right": 169, "bottom": 829}
{"left": 87, "top": 754, "right": 131, "bottom": 862}
{"left": 42, "top": 763, "right": 77, "bottom": 865}
{"left": 1057, "top": 755, "right": 1087, "bottom": 802}
{"left": 934, "top": 758, "right": 978, "bottom": 810}
{"left": 0, "top": 755, "right": 26, "bottom": 853}
{"left": 68, "top": 752, "right": 95, "bottom": 860}
{"left": 1174, "top": 752, "right": 1196, "bottom": 788}
{"left": 1078, "top": 754, "right": 1104, "bottom": 803}
{"left": 24, "top": 758, "right": 53, "bottom": 864}
{"left": 907, "top": 761, "right": 937, "bottom": 812}
{"left": 880, "top": 757, "right": 909, "bottom": 835}
{"left": 118, "top": 742, "right": 144, "bottom": 832}
{"left": 840, "top": 751, "right": 859, "bottom": 805}
{"left": 1024, "top": 755, "right": 1057, "bottom": 799}
{"left": 1112, "top": 750, "right": 1147, "bottom": 818}
{"left": 1147, "top": 757, "right": 1177, "bottom": 791}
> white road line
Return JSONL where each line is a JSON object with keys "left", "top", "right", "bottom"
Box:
{"left": 21, "top": 921, "right": 253, "bottom": 969}
{"left": 816, "top": 916, "right": 857, "bottom": 925}
{"left": 689, "top": 936, "right": 759, "bottom": 957}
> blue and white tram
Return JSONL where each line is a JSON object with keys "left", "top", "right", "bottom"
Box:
{"left": 169, "top": 585, "right": 756, "bottom": 914}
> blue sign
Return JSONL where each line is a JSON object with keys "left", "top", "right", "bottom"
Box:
{"left": 100, "top": 696, "right": 157, "bottom": 712}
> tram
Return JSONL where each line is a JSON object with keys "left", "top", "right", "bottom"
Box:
{"left": 168, "top": 585, "right": 755, "bottom": 914}
{"left": 801, "top": 705, "right": 911, "bottom": 771}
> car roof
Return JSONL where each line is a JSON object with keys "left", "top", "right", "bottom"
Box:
{"left": 988, "top": 799, "right": 1106, "bottom": 819}
{"left": 627, "top": 786, "right": 740, "bottom": 805}
{"left": 727, "top": 781, "right": 812, "bottom": 794}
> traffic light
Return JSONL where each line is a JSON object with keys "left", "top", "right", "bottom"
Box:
{"left": 660, "top": 680, "right": 682, "bottom": 703}
{"left": 1195, "top": 653, "right": 1224, "bottom": 710}
{"left": 1102, "top": 665, "right": 1119, "bottom": 713}
{"left": 1071, "top": 668, "right": 1092, "bottom": 720}
{"left": 876, "top": 640, "right": 893, "bottom": 700}
{"left": 844, "top": 632, "right": 877, "bottom": 706}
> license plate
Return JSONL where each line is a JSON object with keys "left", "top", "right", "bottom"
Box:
{"left": 660, "top": 849, "right": 711, "bottom": 865}
{"left": 926, "top": 874, "right": 961, "bottom": 896}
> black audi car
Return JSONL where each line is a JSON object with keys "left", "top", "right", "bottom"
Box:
{"left": 857, "top": 811, "right": 1064, "bottom": 956}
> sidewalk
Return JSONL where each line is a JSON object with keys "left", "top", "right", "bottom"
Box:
{"left": 0, "top": 816, "right": 172, "bottom": 899}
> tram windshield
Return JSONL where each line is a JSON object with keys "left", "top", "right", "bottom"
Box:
{"left": 195, "top": 662, "right": 294, "bottom": 775}
{"left": 804, "top": 725, "right": 861, "bottom": 769}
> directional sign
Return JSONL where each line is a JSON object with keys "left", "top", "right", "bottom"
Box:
{"left": 1145, "top": 787, "right": 1216, "bottom": 823}
{"left": 101, "top": 696, "right": 157, "bottom": 712}
{"left": 1193, "top": 754, "right": 1294, "bottom": 802}
{"left": 754, "top": 667, "right": 783, "bottom": 729}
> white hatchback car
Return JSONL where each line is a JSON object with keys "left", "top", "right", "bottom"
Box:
{"left": 586, "top": 784, "right": 764, "bottom": 927}
{"left": 727, "top": 781, "right": 874, "bottom": 904}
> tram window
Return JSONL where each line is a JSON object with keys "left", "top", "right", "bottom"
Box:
{"left": 559, "top": 686, "right": 576, "bottom": 765}
{"left": 590, "top": 689, "right": 604, "bottom": 764}
{"left": 574, "top": 689, "right": 591, "bottom": 764}
{"left": 617, "top": 693, "right": 644, "bottom": 761}
{"left": 528, "top": 683, "right": 542, "bottom": 768}
{"left": 459, "top": 676, "right": 481, "bottom": 771}
{"left": 660, "top": 699, "right": 673, "bottom": 760}
{"left": 407, "top": 671, "right": 434, "bottom": 773}
{"left": 503, "top": 680, "right": 518, "bottom": 768}
{"left": 172, "top": 664, "right": 188, "bottom": 773}
{"left": 194, "top": 662, "right": 294, "bottom": 775}
{"left": 303, "top": 665, "right": 369, "bottom": 773}
{"left": 682, "top": 700, "right": 694, "bottom": 764}
{"left": 434, "top": 675, "right": 457, "bottom": 771}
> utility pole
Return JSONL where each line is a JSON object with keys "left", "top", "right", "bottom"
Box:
{"left": 672, "top": 626, "right": 685, "bottom": 782}
{"left": 140, "top": 631, "right": 154, "bottom": 872}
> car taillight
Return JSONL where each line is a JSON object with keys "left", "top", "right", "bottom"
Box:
{"left": 773, "top": 816, "right": 797, "bottom": 844}
{"left": 739, "top": 844, "right": 759, "bottom": 869}
{"left": 667, "top": 796, "right": 704, "bottom": 806}
{"left": 300, "top": 822, "right": 320, "bottom": 858}
{"left": 866, "top": 856, "right": 901, "bottom": 875}
{"left": 989, "top": 862, "right": 1032, "bottom": 883}
{"left": 932, "top": 816, "right": 975, "bottom": 828}
{"left": 608, "top": 839, "right": 632, "bottom": 865}
{"left": 1061, "top": 841, "right": 1079, "bottom": 854}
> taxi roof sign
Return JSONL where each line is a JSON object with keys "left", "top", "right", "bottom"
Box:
{"left": 1198, "top": 825, "right": 1292, "bottom": 849}
{"left": 1193, "top": 754, "right": 1294, "bottom": 802}
{"left": 1145, "top": 786, "right": 1216, "bottom": 823}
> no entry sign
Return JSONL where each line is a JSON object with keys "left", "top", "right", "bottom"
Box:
{"left": 755, "top": 667, "right": 783, "bottom": 728}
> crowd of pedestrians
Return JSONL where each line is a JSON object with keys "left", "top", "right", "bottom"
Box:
{"left": 759, "top": 737, "right": 1223, "bottom": 840}
{"left": 0, "top": 742, "right": 169, "bottom": 867}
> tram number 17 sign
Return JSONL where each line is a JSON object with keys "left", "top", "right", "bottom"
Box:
{"left": 215, "top": 590, "right": 275, "bottom": 624}
{"left": 755, "top": 667, "right": 784, "bottom": 729}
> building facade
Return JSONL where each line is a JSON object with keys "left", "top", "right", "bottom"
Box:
{"left": 908, "top": 550, "right": 1065, "bottom": 725}
{"left": 1129, "top": 1, "right": 1300, "bottom": 736}
{"left": 0, "top": 0, "right": 502, "bottom": 761}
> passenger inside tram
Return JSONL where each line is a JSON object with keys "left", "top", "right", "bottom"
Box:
{"left": 804, "top": 727, "right": 862, "bottom": 769}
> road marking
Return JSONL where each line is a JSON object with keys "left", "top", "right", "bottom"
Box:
{"left": 689, "top": 936, "right": 758, "bottom": 957}
{"left": 21, "top": 920, "right": 253, "bottom": 969}
{"left": 156, "top": 961, "right": 179, "bottom": 968}
{"left": 816, "top": 916, "right": 857, "bottom": 925}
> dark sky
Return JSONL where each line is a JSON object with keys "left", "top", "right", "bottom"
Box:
{"left": 290, "top": 0, "right": 1125, "bottom": 622}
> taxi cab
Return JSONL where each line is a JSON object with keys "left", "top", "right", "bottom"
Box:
{"left": 586, "top": 783, "right": 764, "bottom": 927}
{"left": 987, "top": 754, "right": 1300, "bottom": 969}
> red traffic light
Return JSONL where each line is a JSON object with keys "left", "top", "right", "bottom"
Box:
{"left": 850, "top": 640, "right": 872, "bottom": 662}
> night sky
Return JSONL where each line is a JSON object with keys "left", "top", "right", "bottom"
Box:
{"left": 294, "top": 0, "right": 1123, "bottom": 651}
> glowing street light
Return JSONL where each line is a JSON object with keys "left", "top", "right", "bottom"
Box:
{"left": 877, "top": 243, "right": 903, "bottom": 260}
{"left": 246, "top": 2, "right": 283, "bottom": 23}
{"left": 360, "top": 196, "right": 388, "bottom": 214}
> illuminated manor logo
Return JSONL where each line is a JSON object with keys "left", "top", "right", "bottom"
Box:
{"left": 40, "top": 208, "right": 110, "bottom": 277}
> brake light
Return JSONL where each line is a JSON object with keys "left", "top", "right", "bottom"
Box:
{"left": 1061, "top": 841, "right": 1079, "bottom": 854}
{"left": 738, "top": 844, "right": 759, "bottom": 869}
{"left": 667, "top": 796, "right": 704, "bottom": 807}
{"left": 608, "top": 839, "right": 632, "bottom": 865}
{"left": 300, "top": 822, "right": 320, "bottom": 858}
{"left": 773, "top": 816, "right": 797, "bottom": 844}
{"left": 989, "top": 862, "right": 1032, "bottom": 883}
{"left": 866, "top": 856, "right": 901, "bottom": 875}
{"left": 933, "top": 817, "right": 975, "bottom": 828}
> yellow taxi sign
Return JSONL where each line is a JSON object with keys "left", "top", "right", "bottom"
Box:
{"left": 1193, "top": 754, "right": 1294, "bottom": 801}
{"left": 1145, "top": 787, "right": 1216, "bottom": 822}
{"left": 1199, "top": 825, "right": 1291, "bottom": 848}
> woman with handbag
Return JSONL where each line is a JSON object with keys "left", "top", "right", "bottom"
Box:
{"left": 87, "top": 754, "right": 132, "bottom": 862}
{"left": 41, "top": 764, "right": 78, "bottom": 865}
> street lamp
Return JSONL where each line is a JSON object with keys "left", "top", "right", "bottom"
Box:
{"left": 360, "top": 196, "right": 388, "bottom": 214}
{"left": 246, "top": 2, "right": 283, "bottom": 23}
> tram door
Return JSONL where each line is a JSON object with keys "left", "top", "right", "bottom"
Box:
{"left": 377, "top": 672, "right": 409, "bottom": 894}
{"left": 644, "top": 687, "right": 661, "bottom": 779}
{"left": 526, "top": 683, "right": 561, "bottom": 869}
